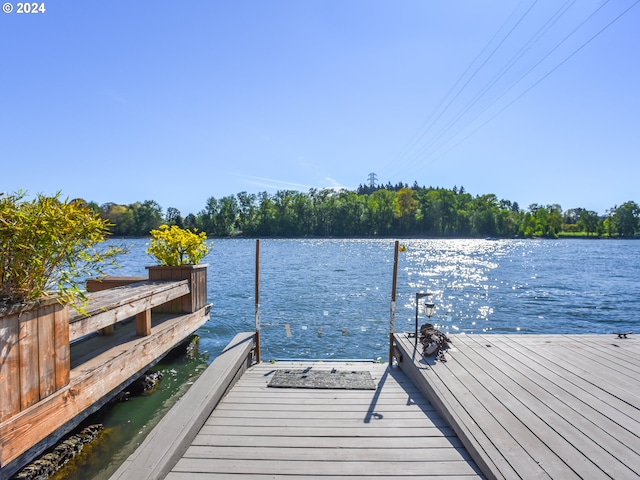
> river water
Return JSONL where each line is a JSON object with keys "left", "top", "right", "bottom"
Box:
{"left": 53, "top": 238, "right": 640, "bottom": 479}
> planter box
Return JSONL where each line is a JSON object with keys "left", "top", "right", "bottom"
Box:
{"left": 146, "top": 264, "right": 208, "bottom": 314}
{"left": 0, "top": 299, "right": 70, "bottom": 422}
{"left": 86, "top": 275, "right": 147, "bottom": 292}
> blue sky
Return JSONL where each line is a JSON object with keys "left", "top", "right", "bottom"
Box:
{"left": 2, "top": 1, "right": 638, "bottom": 217}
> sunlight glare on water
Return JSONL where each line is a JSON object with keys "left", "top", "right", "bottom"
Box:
{"left": 75, "top": 237, "right": 640, "bottom": 480}
{"left": 105, "top": 237, "right": 640, "bottom": 361}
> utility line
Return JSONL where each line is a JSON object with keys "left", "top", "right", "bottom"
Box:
{"left": 378, "top": 0, "right": 537, "bottom": 179}
{"left": 422, "top": 0, "right": 640, "bottom": 167}
{"left": 408, "top": 0, "right": 578, "bottom": 165}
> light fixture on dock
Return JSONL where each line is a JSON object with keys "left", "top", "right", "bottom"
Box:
{"left": 414, "top": 292, "right": 436, "bottom": 346}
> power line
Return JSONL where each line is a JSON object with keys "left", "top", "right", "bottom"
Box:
{"left": 382, "top": 0, "right": 536, "bottom": 175}
{"left": 380, "top": 1, "right": 639, "bottom": 179}
{"left": 408, "top": 0, "right": 578, "bottom": 165}
{"left": 423, "top": 0, "right": 640, "bottom": 167}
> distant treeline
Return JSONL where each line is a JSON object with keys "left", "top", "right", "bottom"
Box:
{"left": 83, "top": 183, "right": 640, "bottom": 239}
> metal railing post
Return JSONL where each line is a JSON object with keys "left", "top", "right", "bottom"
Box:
{"left": 255, "top": 239, "right": 261, "bottom": 363}
{"left": 389, "top": 240, "right": 399, "bottom": 365}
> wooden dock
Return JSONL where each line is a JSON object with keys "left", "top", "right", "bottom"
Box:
{"left": 172, "top": 362, "right": 484, "bottom": 478}
{"left": 112, "top": 331, "right": 640, "bottom": 480}
{"left": 396, "top": 332, "right": 640, "bottom": 480}
{"left": 0, "top": 268, "right": 211, "bottom": 480}
{"left": 111, "top": 333, "right": 483, "bottom": 479}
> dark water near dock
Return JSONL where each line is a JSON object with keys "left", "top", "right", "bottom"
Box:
{"left": 56, "top": 238, "right": 640, "bottom": 479}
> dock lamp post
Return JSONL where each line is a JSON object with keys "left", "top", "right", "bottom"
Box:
{"left": 415, "top": 292, "right": 436, "bottom": 346}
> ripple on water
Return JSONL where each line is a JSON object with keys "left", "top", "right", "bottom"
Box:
{"left": 103, "top": 237, "right": 640, "bottom": 360}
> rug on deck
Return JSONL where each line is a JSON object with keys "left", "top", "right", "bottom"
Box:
{"left": 268, "top": 369, "right": 377, "bottom": 390}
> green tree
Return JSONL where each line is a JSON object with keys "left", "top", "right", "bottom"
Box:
{"left": 290, "top": 191, "right": 315, "bottom": 236}
{"left": 526, "top": 204, "right": 562, "bottom": 238}
{"left": 101, "top": 203, "right": 135, "bottom": 236}
{"left": 497, "top": 207, "right": 521, "bottom": 237}
{"left": 256, "top": 191, "right": 276, "bottom": 236}
{"left": 397, "top": 188, "right": 418, "bottom": 234}
{"left": 310, "top": 188, "right": 335, "bottom": 236}
{"left": 198, "top": 197, "right": 218, "bottom": 234}
{"left": 333, "top": 189, "right": 366, "bottom": 236}
{"left": 165, "top": 207, "right": 184, "bottom": 228}
{"left": 215, "top": 195, "right": 239, "bottom": 236}
{"left": 603, "top": 212, "right": 614, "bottom": 238}
{"left": 611, "top": 201, "right": 640, "bottom": 237}
{"left": 469, "top": 194, "right": 499, "bottom": 236}
{"left": 367, "top": 189, "right": 397, "bottom": 235}
{"left": 183, "top": 213, "right": 197, "bottom": 230}
{"left": 416, "top": 189, "right": 441, "bottom": 235}
{"left": 237, "top": 191, "right": 258, "bottom": 235}
{"left": 577, "top": 210, "right": 599, "bottom": 237}
{"left": 1, "top": 192, "right": 123, "bottom": 308}
{"left": 132, "top": 200, "right": 163, "bottom": 236}
{"left": 273, "top": 190, "right": 299, "bottom": 236}
{"left": 82, "top": 182, "right": 638, "bottom": 239}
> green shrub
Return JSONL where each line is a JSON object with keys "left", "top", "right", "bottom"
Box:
{"left": 0, "top": 191, "right": 124, "bottom": 309}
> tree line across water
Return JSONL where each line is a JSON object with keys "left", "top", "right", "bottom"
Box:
{"left": 84, "top": 183, "right": 640, "bottom": 239}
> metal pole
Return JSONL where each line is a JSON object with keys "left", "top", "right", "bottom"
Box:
{"left": 255, "top": 238, "right": 261, "bottom": 363}
{"left": 389, "top": 240, "right": 399, "bottom": 365}
{"left": 415, "top": 293, "right": 419, "bottom": 346}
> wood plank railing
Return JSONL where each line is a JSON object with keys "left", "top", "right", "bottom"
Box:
{"left": 1, "top": 267, "right": 207, "bottom": 425}
{"left": 68, "top": 280, "right": 190, "bottom": 341}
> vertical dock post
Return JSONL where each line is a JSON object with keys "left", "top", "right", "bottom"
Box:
{"left": 255, "top": 239, "right": 261, "bottom": 363}
{"left": 389, "top": 240, "right": 399, "bottom": 365}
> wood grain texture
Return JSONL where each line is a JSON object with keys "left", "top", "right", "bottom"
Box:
{"left": 396, "top": 333, "right": 640, "bottom": 480}
{"left": 68, "top": 280, "right": 189, "bottom": 341}
{"left": 160, "top": 360, "right": 484, "bottom": 479}
{"left": 147, "top": 265, "right": 208, "bottom": 313}
{"left": 110, "top": 332, "right": 255, "bottom": 480}
{"left": 0, "top": 307, "right": 210, "bottom": 468}
{"left": 0, "top": 313, "right": 20, "bottom": 422}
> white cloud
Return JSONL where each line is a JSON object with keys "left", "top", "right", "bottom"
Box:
{"left": 323, "top": 177, "right": 346, "bottom": 190}
{"left": 246, "top": 176, "right": 313, "bottom": 191}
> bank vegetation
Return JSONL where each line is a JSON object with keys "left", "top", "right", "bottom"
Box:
{"left": 81, "top": 183, "right": 639, "bottom": 239}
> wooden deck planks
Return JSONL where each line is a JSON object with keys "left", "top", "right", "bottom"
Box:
{"left": 396, "top": 333, "right": 640, "bottom": 480}
{"left": 109, "top": 332, "right": 255, "bottom": 480}
{"left": 167, "top": 361, "right": 484, "bottom": 479}
{"left": 465, "top": 335, "right": 640, "bottom": 463}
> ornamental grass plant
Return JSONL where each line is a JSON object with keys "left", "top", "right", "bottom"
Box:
{"left": 0, "top": 191, "right": 124, "bottom": 311}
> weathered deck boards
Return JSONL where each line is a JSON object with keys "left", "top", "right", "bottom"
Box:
{"left": 395, "top": 333, "right": 640, "bottom": 480}
{"left": 0, "top": 306, "right": 210, "bottom": 474}
{"left": 110, "top": 332, "right": 255, "bottom": 480}
{"left": 165, "top": 361, "right": 484, "bottom": 479}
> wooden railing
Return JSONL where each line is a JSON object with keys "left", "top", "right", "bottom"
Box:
{"left": 69, "top": 280, "right": 191, "bottom": 340}
{"left": 0, "top": 265, "right": 210, "bottom": 474}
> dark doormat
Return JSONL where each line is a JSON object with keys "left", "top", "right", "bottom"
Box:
{"left": 268, "top": 369, "right": 376, "bottom": 390}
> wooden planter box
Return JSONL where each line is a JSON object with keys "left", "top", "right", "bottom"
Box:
{"left": 0, "top": 299, "right": 70, "bottom": 422}
{"left": 86, "top": 275, "right": 147, "bottom": 292}
{"left": 146, "top": 264, "right": 208, "bottom": 314}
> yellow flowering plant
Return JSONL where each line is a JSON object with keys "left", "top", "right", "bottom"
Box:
{"left": 146, "top": 224, "right": 212, "bottom": 266}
